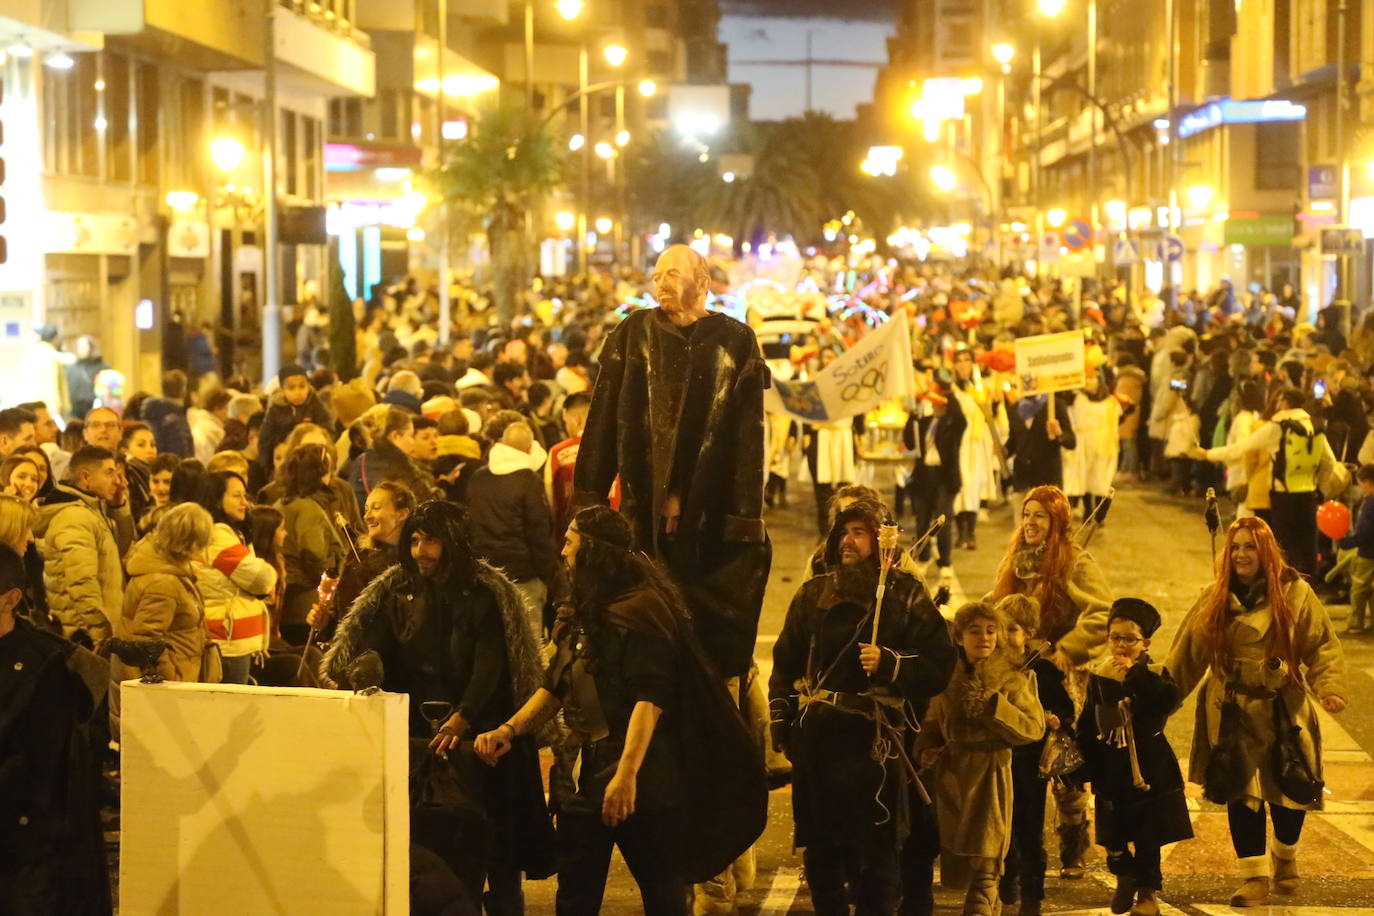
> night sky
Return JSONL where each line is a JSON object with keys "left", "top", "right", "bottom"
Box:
{"left": 721, "top": 0, "right": 897, "bottom": 121}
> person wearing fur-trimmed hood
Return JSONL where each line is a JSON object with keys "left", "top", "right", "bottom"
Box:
{"left": 321, "top": 499, "right": 554, "bottom": 909}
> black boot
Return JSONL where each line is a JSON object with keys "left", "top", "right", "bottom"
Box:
{"left": 998, "top": 871, "right": 1019, "bottom": 906}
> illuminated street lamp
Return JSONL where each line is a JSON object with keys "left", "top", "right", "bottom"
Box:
{"left": 595, "top": 217, "right": 613, "bottom": 234}
{"left": 615, "top": 129, "right": 630, "bottom": 147}
{"left": 594, "top": 141, "right": 616, "bottom": 159}
{"left": 211, "top": 136, "right": 246, "bottom": 173}
{"left": 1046, "top": 208, "right": 1067, "bottom": 228}
{"left": 568, "top": 133, "right": 585, "bottom": 151}
{"left": 165, "top": 190, "right": 200, "bottom": 211}
{"left": 638, "top": 79, "right": 657, "bottom": 97}
{"left": 1037, "top": 0, "right": 1066, "bottom": 15}
{"left": 930, "top": 165, "right": 957, "bottom": 192}
{"left": 991, "top": 43, "right": 1015, "bottom": 66}
{"left": 556, "top": 0, "right": 584, "bottom": 19}
{"left": 1186, "top": 184, "right": 1215, "bottom": 210}
{"left": 555, "top": 210, "right": 576, "bottom": 231}
{"left": 603, "top": 44, "right": 627, "bottom": 67}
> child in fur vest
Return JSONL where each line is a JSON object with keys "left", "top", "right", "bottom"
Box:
{"left": 1076, "top": 598, "right": 1193, "bottom": 916}
{"left": 917, "top": 601, "right": 1046, "bottom": 916}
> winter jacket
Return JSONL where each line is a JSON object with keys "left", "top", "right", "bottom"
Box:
{"left": 466, "top": 441, "right": 558, "bottom": 583}
{"left": 141, "top": 396, "right": 195, "bottom": 458}
{"left": 35, "top": 483, "right": 126, "bottom": 641}
{"left": 1113, "top": 365, "right": 1147, "bottom": 441}
{"left": 276, "top": 491, "right": 348, "bottom": 627}
{"left": 1005, "top": 393, "right": 1077, "bottom": 491}
{"left": 256, "top": 389, "right": 334, "bottom": 471}
{"left": 189, "top": 407, "right": 226, "bottom": 464}
{"left": 348, "top": 439, "right": 439, "bottom": 513}
{"left": 193, "top": 522, "right": 277, "bottom": 659}
{"left": 1167, "top": 573, "right": 1347, "bottom": 810}
{"left": 110, "top": 538, "right": 212, "bottom": 736}
{"left": 1077, "top": 653, "right": 1193, "bottom": 851}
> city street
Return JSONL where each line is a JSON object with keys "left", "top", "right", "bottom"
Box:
{"left": 528, "top": 481, "right": 1374, "bottom": 915}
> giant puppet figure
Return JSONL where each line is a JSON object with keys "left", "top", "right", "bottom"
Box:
{"left": 573, "top": 244, "right": 771, "bottom": 679}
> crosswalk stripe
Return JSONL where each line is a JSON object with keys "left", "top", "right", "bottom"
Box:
{"left": 758, "top": 865, "right": 801, "bottom": 915}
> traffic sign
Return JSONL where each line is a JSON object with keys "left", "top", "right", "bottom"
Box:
{"left": 1112, "top": 237, "right": 1140, "bottom": 265}
{"left": 1038, "top": 233, "right": 1062, "bottom": 263}
{"left": 1063, "top": 220, "right": 1092, "bottom": 250}
{"left": 1156, "top": 234, "right": 1185, "bottom": 262}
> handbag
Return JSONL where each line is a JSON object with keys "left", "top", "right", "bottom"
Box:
{"left": 1038, "top": 727, "right": 1084, "bottom": 781}
{"left": 1271, "top": 697, "right": 1324, "bottom": 806}
{"left": 1202, "top": 686, "right": 1250, "bottom": 804}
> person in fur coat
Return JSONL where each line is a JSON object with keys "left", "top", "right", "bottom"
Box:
{"left": 321, "top": 500, "right": 554, "bottom": 912}
{"left": 917, "top": 601, "right": 1046, "bottom": 915}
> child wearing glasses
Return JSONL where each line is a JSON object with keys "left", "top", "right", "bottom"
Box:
{"left": 1076, "top": 598, "right": 1193, "bottom": 916}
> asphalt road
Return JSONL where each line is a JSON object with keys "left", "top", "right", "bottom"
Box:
{"left": 525, "top": 477, "right": 1374, "bottom": 914}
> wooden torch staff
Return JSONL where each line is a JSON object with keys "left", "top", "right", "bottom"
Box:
{"left": 869, "top": 523, "right": 901, "bottom": 646}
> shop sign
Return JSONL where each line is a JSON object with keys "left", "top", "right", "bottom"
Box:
{"left": 1222, "top": 214, "right": 1293, "bottom": 248}
{"left": 1321, "top": 227, "right": 1364, "bottom": 255}
{"left": 324, "top": 143, "right": 423, "bottom": 172}
{"left": 1177, "top": 98, "right": 1306, "bottom": 139}
{"left": 41, "top": 211, "right": 139, "bottom": 255}
{"left": 168, "top": 219, "right": 210, "bottom": 259}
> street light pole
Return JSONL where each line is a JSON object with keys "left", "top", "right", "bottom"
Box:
{"left": 524, "top": 0, "right": 535, "bottom": 109}
{"left": 437, "top": 0, "right": 451, "bottom": 345}
{"left": 1032, "top": 37, "right": 1042, "bottom": 278}
{"left": 578, "top": 44, "right": 590, "bottom": 275}
{"left": 262, "top": 0, "right": 281, "bottom": 385}
{"left": 1087, "top": 0, "right": 1098, "bottom": 277}
{"left": 1335, "top": 0, "right": 1352, "bottom": 326}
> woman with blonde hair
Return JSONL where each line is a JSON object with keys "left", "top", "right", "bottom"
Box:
{"left": 110, "top": 504, "right": 217, "bottom": 724}
{"left": 1167, "top": 516, "right": 1347, "bottom": 907}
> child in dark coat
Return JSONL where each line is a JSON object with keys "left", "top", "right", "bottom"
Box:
{"left": 257, "top": 364, "right": 334, "bottom": 473}
{"left": 996, "top": 594, "right": 1076, "bottom": 916}
{"left": 1077, "top": 598, "right": 1193, "bottom": 916}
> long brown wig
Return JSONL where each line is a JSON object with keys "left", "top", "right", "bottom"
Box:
{"left": 1191, "top": 516, "right": 1303, "bottom": 685}
{"left": 989, "top": 485, "right": 1078, "bottom": 637}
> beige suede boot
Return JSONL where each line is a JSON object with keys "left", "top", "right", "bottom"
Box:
{"left": 1229, "top": 855, "right": 1270, "bottom": 907}
{"left": 1271, "top": 838, "right": 1300, "bottom": 894}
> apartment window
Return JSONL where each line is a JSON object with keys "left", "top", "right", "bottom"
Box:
{"left": 282, "top": 110, "right": 299, "bottom": 195}
{"left": 1255, "top": 121, "right": 1298, "bottom": 191}
{"left": 136, "top": 63, "right": 159, "bottom": 185}
{"left": 104, "top": 53, "right": 133, "bottom": 182}
{"left": 43, "top": 53, "right": 101, "bottom": 177}
{"left": 303, "top": 116, "right": 320, "bottom": 199}
{"left": 380, "top": 89, "right": 399, "bottom": 140}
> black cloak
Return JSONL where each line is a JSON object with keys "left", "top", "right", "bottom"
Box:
{"left": 574, "top": 308, "right": 772, "bottom": 678}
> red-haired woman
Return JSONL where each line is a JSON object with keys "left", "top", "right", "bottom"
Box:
{"left": 1167, "top": 517, "right": 1347, "bottom": 908}
{"left": 986, "top": 483, "right": 1113, "bottom": 880}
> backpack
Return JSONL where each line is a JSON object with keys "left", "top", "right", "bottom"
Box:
{"left": 1272, "top": 419, "right": 1324, "bottom": 494}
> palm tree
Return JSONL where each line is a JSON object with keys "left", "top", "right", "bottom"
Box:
{"left": 432, "top": 99, "right": 563, "bottom": 323}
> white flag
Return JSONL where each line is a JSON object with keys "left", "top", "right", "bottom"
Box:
{"left": 765, "top": 310, "right": 915, "bottom": 424}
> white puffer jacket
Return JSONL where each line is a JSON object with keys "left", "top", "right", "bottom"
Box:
{"left": 193, "top": 522, "right": 277, "bottom": 659}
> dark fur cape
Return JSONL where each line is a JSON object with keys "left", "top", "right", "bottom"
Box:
{"left": 320, "top": 560, "right": 551, "bottom": 743}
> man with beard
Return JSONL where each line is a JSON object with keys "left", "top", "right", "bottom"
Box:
{"left": 322, "top": 500, "right": 553, "bottom": 914}
{"left": 770, "top": 500, "right": 955, "bottom": 915}
{"left": 572, "top": 244, "right": 770, "bottom": 683}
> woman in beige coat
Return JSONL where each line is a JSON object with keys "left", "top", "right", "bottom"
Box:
{"left": 1167, "top": 516, "right": 1347, "bottom": 908}
{"left": 919, "top": 602, "right": 1046, "bottom": 915}
{"left": 111, "top": 504, "right": 217, "bottom": 732}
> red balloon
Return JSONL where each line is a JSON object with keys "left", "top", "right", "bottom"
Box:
{"left": 1317, "top": 500, "right": 1352, "bottom": 540}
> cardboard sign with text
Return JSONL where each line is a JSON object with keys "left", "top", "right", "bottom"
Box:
{"left": 1014, "top": 330, "right": 1085, "bottom": 394}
